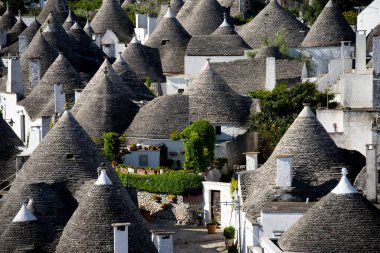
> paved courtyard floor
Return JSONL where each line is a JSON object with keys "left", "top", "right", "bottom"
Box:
{"left": 149, "top": 221, "right": 228, "bottom": 253}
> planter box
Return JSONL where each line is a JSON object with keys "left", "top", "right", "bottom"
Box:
{"left": 137, "top": 169, "right": 146, "bottom": 175}
{"left": 146, "top": 169, "right": 156, "bottom": 175}
{"left": 128, "top": 168, "right": 135, "bottom": 173}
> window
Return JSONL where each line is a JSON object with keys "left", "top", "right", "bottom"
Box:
{"left": 178, "top": 89, "right": 184, "bottom": 94}
{"left": 139, "top": 155, "right": 148, "bottom": 167}
{"left": 66, "top": 154, "right": 74, "bottom": 159}
{"left": 215, "top": 126, "right": 221, "bottom": 135}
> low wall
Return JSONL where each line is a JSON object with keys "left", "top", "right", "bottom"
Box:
{"left": 127, "top": 189, "right": 203, "bottom": 225}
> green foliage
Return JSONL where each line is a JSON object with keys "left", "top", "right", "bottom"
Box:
{"left": 145, "top": 76, "right": 152, "bottom": 88}
{"left": 223, "top": 226, "right": 236, "bottom": 239}
{"left": 181, "top": 119, "right": 216, "bottom": 172}
{"left": 232, "top": 15, "right": 253, "bottom": 25}
{"left": 123, "top": 3, "right": 157, "bottom": 26}
{"left": 1, "top": 0, "right": 26, "bottom": 14}
{"left": 170, "top": 130, "right": 182, "bottom": 141}
{"left": 103, "top": 132, "right": 120, "bottom": 161}
{"left": 245, "top": 49, "right": 258, "bottom": 59}
{"left": 259, "top": 28, "right": 289, "bottom": 58}
{"left": 342, "top": 10, "right": 357, "bottom": 25}
{"left": 228, "top": 244, "right": 239, "bottom": 253}
{"left": 249, "top": 82, "right": 335, "bottom": 162}
{"left": 116, "top": 170, "right": 203, "bottom": 195}
{"left": 68, "top": 0, "right": 102, "bottom": 11}
{"left": 230, "top": 177, "right": 238, "bottom": 196}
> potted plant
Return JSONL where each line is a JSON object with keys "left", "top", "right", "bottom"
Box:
{"left": 146, "top": 167, "right": 156, "bottom": 175}
{"left": 206, "top": 219, "right": 217, "bottom": 234}
{"left": 167, "top": 195, "right": 177, "bottom": 203}
{"left": 223, "top": 226, "right": 235, "bottom": 248}
{"left": 151, "top": 194, "right": 162, "bottom": 203}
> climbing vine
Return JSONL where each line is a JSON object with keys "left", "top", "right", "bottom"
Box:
{"left": 181, "top": 119, "right": 215, "bottom": 172}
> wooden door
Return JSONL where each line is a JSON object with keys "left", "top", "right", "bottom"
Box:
{"left": 211, "top": 190, "right": 221, "bottom": 224}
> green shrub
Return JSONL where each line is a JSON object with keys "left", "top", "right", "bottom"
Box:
{"left": 170, "top": 130, "right": 182, "bottom": 141}
{"left": 343, "top": 10, "right": 357, "bottom": 25}
{"left": 103, "top": 132, "right": 120, "bottom": 161}
{"left": 116, "top": 170, "right": 203, "bottom": 195}
{"left": 223, "top": 226, "right": 235, "bottom": 239}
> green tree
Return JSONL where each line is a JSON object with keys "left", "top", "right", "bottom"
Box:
{"left": 249, "top": 81, "right": 335, "bottom": 162}
{"left": 181, "top": 119, "right": 215, "bottom": 172}
{"left": 103, "top": 132, "right": 120, "bottom": 162}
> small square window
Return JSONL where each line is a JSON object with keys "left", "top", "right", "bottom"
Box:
{"left": 139, "top": 155, "right": 148, "bottom": 167}
{"left": 215, "top": 126, "right": 221, "bottom": 135}
{"left": 178, "top": 89, "right": 184, "bottom": 94}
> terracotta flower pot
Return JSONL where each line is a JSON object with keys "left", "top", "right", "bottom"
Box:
{"left": 206, "top": 224, "right": 217, "bottom": 234}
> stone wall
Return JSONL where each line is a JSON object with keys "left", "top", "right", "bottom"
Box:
{"left": 127, "top": 189, "right": 203, "bottom": 225}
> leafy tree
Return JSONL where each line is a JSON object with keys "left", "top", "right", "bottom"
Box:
{"left": 249, "top": 81, "right": 335, "bottom": 162}
{"left": 103, "top": 132, "right": 120, "bottom": 162}
{"left": 181, "top": 119, "right": 215, "bottom": 172}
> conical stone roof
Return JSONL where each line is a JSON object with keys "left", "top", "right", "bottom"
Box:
{"left": 83, "top": 19, "right": 94, "bottom": 36}
{"left": 72, "top": 59, "right": 139, "bottom": 138}
{"left": 121, "top": 0, "right": 136, "bottom": 7}
{"left": 237, "top": 0, "right": 307, "bottom": 49}
{"left": 0, "top": 182, "right": 71, "bottom": 252}
{"left": 21, "top": 31, "right": 59, "bottom": 96}
{"left": 278, "top": 170, "right": 380, "bottom": 252}
{"left": 18, "top": 54, "right": 83, "bottom": 121}
{"left": 180, "top": 0, "right": 224, "bottom": 35}
{"left": 145, "top": 7, "right": 191, "bottom": 74}
{"left": 91, "top": 0, "right": 135, "bottom": 43}
{"left": 240, "top": 105, "right": 365, "bottom": 222}
{"left": 176, "top": 0, "right": 200, "bottom": 25}
{"left": 55, "top": 171, "right": 158, "bottom": 253}
{"left": 0, "top": 6, "right": 17, "bottom": 31}
{"left": 255, "top": 46, "right": 284, "bottom": 59}
{"left": 367, "top": 22, "right": 380, "bottom": 54}
{"left": 186, "top": 18, "right": 251, "bottom": 56}
{"left": 38, "top": 0, "right": 70, "bottom": 24}
{"left": 112, "top": 54, "right": 154, "bottom": 100}
{"left": 68, "top": 22, "right": 104, "bottom": 61}
{"left": 62, "top": 9, "right": 76, "bottom": 31}
{"left": 301, "top": 0, "right": 355, "bottom": 47}
{"left": 122, "top": 37, "right": 165, "bottom": 82}
{"left": 18, "top": 16, "right": 41, "bottom": 42}
{"left": 0, "top": 117, "right": 23, "bottom": 183}
{"left": 7, "top": 12, "right": 27, "bottom": 45}
{"left": 184, "top": 60, "right": 252, "bottom": 125}
{"left": 157, "top": 0, "right": 185, "bottom": 22}
{"left": 127, "top": 93, "right": 189, "bottom": 139}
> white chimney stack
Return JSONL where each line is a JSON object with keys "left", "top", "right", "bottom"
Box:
{"left": 245, "top": 152, "right": 259, "bottom": 171}
{"left": 276, "top": 155, "right": 293, "bottom": 188}
{"left": 112, "top": 223, "right": 130, "bottom": 253}
{"left": 151, "top": 230, "right": 175, "bottom": 253}
{"left": 19, "top": 35, "right": 29, "bottom": 56}
{"left": 356, "top": 30, "right": 366, "bottom": 74}
{"left": 7, "top": 57, "right": 24, "bottom": 98}
{"left": 365, "top": 144, "right": 377, "bottom": 201}
{"left": 54, "top": 84, "right": 66, "bottom": 114}
{"left": 265, "top": 57, "right": 276, "bottom": 91}
{"left": 374, "top": 36, "right": 380, "bottom": 75}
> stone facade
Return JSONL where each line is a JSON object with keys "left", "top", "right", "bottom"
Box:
{"left": 130, "top": 190, "right": 203, "bottom": 225}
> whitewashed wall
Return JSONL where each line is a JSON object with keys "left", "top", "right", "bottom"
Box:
{"left": 165, "top": 75, "right": 194, "bottom": 95}
{"left": 341, "top": 73, "right": 373, "bottom": 108}
{"left": 357, "top": 0, "right": 380, "bottom": 37}
{"left": 122, "top": 150, "right": 160, "bottom": 168}
{"left": 317, "top": 109, "right": 344, "bottom": 133}
{"left": 261, "top": 212, "right": 304, "bottom": 238}
{"left": 215, "top": 126, "right": 247, "bottom": 142}
{"left": 202, "top": 181, "right": 237, "bottom": 228}
{"left": 184, "top": 55, "right": 246, "bottom": 76}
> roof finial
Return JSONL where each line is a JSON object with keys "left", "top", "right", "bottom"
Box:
{"left": 164, "top": 6, "right": 173, "bottom": 18}
{"left": 18, "top": 9, "right": 21, "bottom": 19}
{"left": 12, "top": 204, "right": 37, "bottom": 222}
{"left": 95, "top": 163, "right": 113, "bottom": 185}
{"left": 331, "top": 168, "right": 358, "bottom": 195}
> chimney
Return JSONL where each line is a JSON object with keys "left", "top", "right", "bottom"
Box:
{"left": 151, "top": 230, "right": 175, "bottom": 253}
{"left": 301, "top": 62, "right": 308, "bottom": 79}
{"left": 356, "top": 30, "right": 366, "bottom": 74}
{"left": 29, "top": 58, "right": 41, "bottom": 88}
{"left": 365, "top": 144, "right": 377, "bottom": 202}
{"left": 265, "top": 57, "right": 276, "bottom": 91}
{"left": 28, "top": 125, "right": 41, "bottom": 152}
{"left": 41, "top": 115, "right": 51, "bottom": 138}
{"left": 6, "top": 57, "right": 24, "bottom": 98}
{"left": 19, "top": 35, "right": 29, "bottom": 56}
{"left": 276, "top": 155, "right": 293, "bottom": 188}
{"left": 54, "top": 84, "right": 66, "bottom": 114}
{"left": 245, "top": 152, "right": 259, "bottom": 171}
{"left": 0, "top": 30, "right": 7, "bottom": 49}
{"left": 74, "top": 89, "right": 83, "bottom": 103}
{"left": 112, "top": 223, "right": 130, "bottom": 253}
{"left": 372, "top": 37, "right": 380, "bottom": 110}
